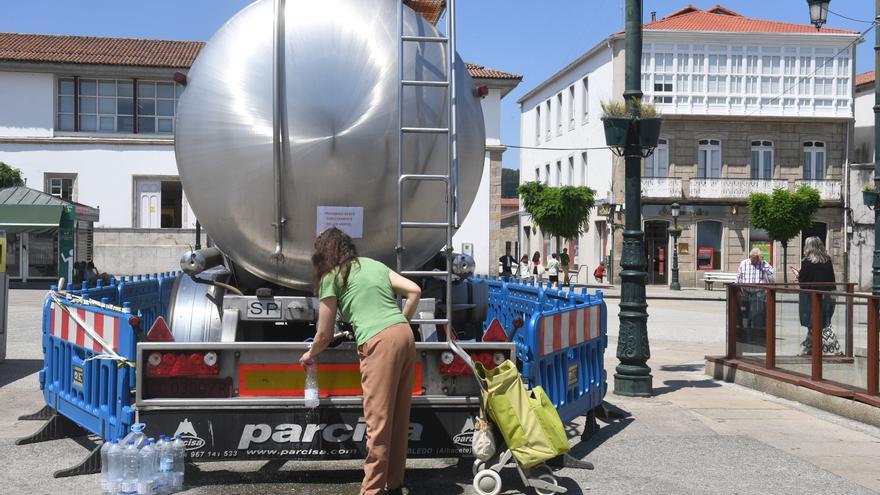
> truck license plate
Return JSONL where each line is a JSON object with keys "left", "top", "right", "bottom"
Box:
{"left": 72, "top": 364, "right": 84, "bottom": 388}
{"left": 247, "top": 300, "right": 282, "bottom": 319}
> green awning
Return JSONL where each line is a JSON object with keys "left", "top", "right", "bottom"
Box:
{"left": 0, "top": 204, "right": 64, "bottom": 234}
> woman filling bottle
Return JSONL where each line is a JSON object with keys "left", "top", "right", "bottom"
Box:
{"left": 299, "top": 227, "right": 422, "bottom": 495}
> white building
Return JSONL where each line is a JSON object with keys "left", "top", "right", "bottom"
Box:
{"left": 0, "top": 26, "right": 520, "bottom": 280}
{"left": 517, "top": 39, "right": 616, "bottom": 275}
{"left": 518, "top": 5, "right": 860, "bottom": 286}
{"left": 854, "top": 70, "right": 875, "bottom": 164}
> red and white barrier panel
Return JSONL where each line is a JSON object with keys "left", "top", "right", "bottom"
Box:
{"left": 50, "top": 304, "right": 120, "bottom": 354}
{"left": 539, "top": 306, "right": 600, "bottom": 357}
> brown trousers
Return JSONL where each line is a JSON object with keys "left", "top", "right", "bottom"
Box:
{"left": 357, "top": 323, "right": 416, "bottom": 495}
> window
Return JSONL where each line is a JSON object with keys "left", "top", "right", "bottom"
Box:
{"left": 731, "top": 55, "right": 743, "bottom": 74}
{"left": 707, "top": 76, "right": 725, "bottom": 94}
{"left": 544, "top": 163, "right": 550, "bottom": 185}
{"left": 45, "top": 174, "right": 76, "bottom": 201}
{"left": 556, "top": 93, "right": 563, "bottom": 135}
{"left": 696, "top": 220, "right": 723, "bottom": 270}
{"left": 815, "top": 78, "right": 833, "bottom": 96}
{"left": 653, "top": 75, "right": 673, "bottom": 103}
{"left": 581, "top": 152, "right": 588, "bottom": 186}
{"left": 750, "top": 141, "right": 773, "bottom": 179}
{"left": 693, "top": 54, "right": 705, "bottom": 73}
{"left": 784, "top": 56, "right": 797, "bottom": 75}
{"left": 761, "top": 77, "right": 779, "bottom": 94}
{"left": 545, "top": 101, "right": 551, "bottom": 140}
{"left": 761, "top": 56, "right": 780, "bottom": 75}
{"left": 645, "top": 139, "right": 668, "bottom": 177}
{"left": 730, "top": 76, "right": 743, "bottom": 94}
{"left": 803, "top": 141, "right": 826, "bottom": 180}
{"left": 816, "top": 57, "right": 834, "bottom": 76}
{"left": 535, "top": 167, "right": 541, "bottom": 182}
{"left": 568, "top": 85, "right": 575, "bottom": 129}
{"left": 745, "top": 55, "right": 758, "bottom": 74}
{"left": 555, "top": 161, "right": 562, "bottom": 186}
{"left": 56, "top": 76, "right": 180, "bottom": 134}
{"left": 708, "top": 55, "right": 727, "bottom": 74}
{"left": 581, "top": 77, "right": 589, "bottom": 122}
{"left": 698, "top": 139, "right": 721, "bottom": 178}
{"left": 567, "top": 156, "right": 574, "bottom": 185}
{"left": 799, "top": 56, "right": 811, "bottom": 75}
{"left": 135, "top": 178, "right": 186, "bottom": 228}
{"left": 655, "top": 53, "right": 674, "bottom": 73}
{"left": 692, "top": 75, "right": 705, "bottom": 93}
{"left": 535, "top": 106, "right": 541, "bottom": 144}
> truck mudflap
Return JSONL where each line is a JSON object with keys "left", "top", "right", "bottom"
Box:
{"left": 140, "top": 405, "right": 478, "bottom": 461}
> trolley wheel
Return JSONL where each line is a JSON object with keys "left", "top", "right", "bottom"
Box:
{"left": 472, "top": 459, "right": 486, "bottom": 476}
{"left": 473, "top": 469, "right": 502, "bottom": 495}
{"left": 533, "top": 473, "right": 560, "bottom": 495}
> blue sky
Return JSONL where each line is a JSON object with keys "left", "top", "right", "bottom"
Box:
{"left": 0, "top": 1, "right": 874, "bottom": 170}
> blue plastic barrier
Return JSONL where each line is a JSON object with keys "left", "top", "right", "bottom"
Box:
{"left": 40, "top": 297, "right": 138, "bottom": 441}
{"left": 40, "top": 272, "right": 179, "bottom": 441}
{"left": 473, "top": 276, "right": 608, "bottom": 423}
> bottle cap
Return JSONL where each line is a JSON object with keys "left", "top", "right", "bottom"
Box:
{"left": 130, "top": 423, "right": 146, "bottom": 433}
{"left": 127, "top": 440, "right": 135, "bottom": 445}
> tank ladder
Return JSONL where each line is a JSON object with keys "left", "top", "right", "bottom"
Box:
{"left": 395, "top": 0, "right": 460, "bottom": 334}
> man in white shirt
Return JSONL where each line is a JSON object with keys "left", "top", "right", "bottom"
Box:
{"left": 736, "top": 248, "right": 774, "bottom": 344}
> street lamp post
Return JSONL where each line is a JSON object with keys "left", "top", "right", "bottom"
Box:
{"left": 669, "top": 202, "right": 681, "bottom": 291}
{"left": 614, "top": 0, "right": 652, "bottom": 397}
{"left": 808, "top": 1, "right": 880, "bottom": 295}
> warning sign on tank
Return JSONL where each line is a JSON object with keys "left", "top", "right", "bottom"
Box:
{"left": 317, "top": 206, "right": 364, "bottom": 238}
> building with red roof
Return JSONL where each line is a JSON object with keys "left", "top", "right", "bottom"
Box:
{"left": 518, "top": 5, "right": 861, "bottom": 288}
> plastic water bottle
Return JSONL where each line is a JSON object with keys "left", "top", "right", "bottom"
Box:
{"left": 101, "top": 439, "right": 119, "bottom": 495}
{"left": 137, "top": 438, "right": 157, "bottom": 495}
{"left": 156, "top": 435, "right": 174, "bottom": 494}
{"left": 121, "top": 441, "right": 140, "bottom": 495}
{"left": 171, "top": 435, "right": 186, "bottom": 491}
{"left": 121, "top": 423, "right": 147, "bottom": 450}
{"left": 304, "top": 365, "right": 320, "bottom": 408}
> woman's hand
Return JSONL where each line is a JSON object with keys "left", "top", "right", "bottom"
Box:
{"left": 299, "top": 350, "right": 318, "bottom": 371}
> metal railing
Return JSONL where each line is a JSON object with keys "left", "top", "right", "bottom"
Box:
{"left": 724, "top": 282, "right": 878, "bottom": 407}
{"left": 794, "top": 179, "right": 842, "bottom": 201}
{"left": 641, "top": 177, "right": 683, "bottom": 198}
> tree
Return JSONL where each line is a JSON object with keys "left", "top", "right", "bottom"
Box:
{"left": 0, "top": 162, "right": 24, "bottom": 188}
{"left": 748, "top": 184, "right": 821, "bottom": 283}
{"left": 501, "top": 168, "right": 520, "bottom": 198}
{"left": 517, "top": 181, "right": 596, "bottom": 256}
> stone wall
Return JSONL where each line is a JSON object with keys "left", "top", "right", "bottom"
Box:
{"left": 93, "top": 228, "right": 197, "bottom": 277}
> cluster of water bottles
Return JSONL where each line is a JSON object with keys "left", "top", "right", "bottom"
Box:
{"left": 100, "top": 423, "right": 186, "bottom": 495}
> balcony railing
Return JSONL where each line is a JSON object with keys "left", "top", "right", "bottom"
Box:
{"left": 689, "top": 178, "right": 787, "bottom": 199}
{"left": 641, "top": 177, "right": 683, "bottom": 199}
{"left": 795, "top": 179, "right": 842, "bottom": 201}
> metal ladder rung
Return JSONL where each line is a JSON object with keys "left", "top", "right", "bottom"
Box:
{"left": 411, "top": 318, "right": 449, "bottom": 325}
{"left": 401, "top": 221, "right": 449, "bottom": 229}
{"left": 399, "top": 174, "right": 449, "bottom": 184}
{"left": 401, "top": 127, "right": 449, "bottom": 134}
{"left": 401, "top": 270, "right": 451, "bottom": 278}
{"left": 402, "top": 35, "right": 448, "bottom": 43}
{"left": 402, "top": 80, "right": 449, "bottom": 87}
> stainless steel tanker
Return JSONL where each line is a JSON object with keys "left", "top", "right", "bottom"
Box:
{"left": 175, "top": 0, "right": 485, "bottom": 291}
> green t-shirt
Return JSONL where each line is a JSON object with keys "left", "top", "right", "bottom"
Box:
{"left": 318, "top": 257, "right": 408, "bottom": 346}
{"left": 559, "top": 252, "right": 570, "bottom": 265}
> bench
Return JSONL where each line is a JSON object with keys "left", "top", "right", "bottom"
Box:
{"left": 703, "top": 271, "right": 737, "bottom": 290}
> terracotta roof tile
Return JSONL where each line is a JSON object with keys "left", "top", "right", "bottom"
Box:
{"left": 0, "top": 32, "right": 203, "bottom": 68}
{"left": 0, "top": 32, "right": 515, "bottom": 83}
{"left": 646, "top": 4, "right": 856, "bottom": 34}
{"left": 856, "top": 71, "right": 874, "bottom": 88}
{"left": 405, "top": 0, "right": 445, "bottom": 25}
{"left": 465, "top": 62, "right": 522, "bottom": 81}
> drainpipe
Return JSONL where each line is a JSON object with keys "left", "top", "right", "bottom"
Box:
{"left": 844, "top": 123, "right": 850, "bottom": 285}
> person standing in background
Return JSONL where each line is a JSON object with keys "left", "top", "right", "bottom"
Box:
{"left": 546, "top": 252, "right": 561, "bottom": 288}
{"left": 735, "top": 248, "right": 774, "bottom": 344}
{"left": 499, "top": 247, "right": 516, "bottom": 282}
{"left": 531, "top": 252, "right": 543, "bottom": 282}
{"left": 559, "top": 248, "right": 570, "bottom": 286}
{"left": 792, "top": 236, "right": 841, "bottom": 356}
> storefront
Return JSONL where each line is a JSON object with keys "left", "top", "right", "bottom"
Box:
{"left": 0, "top": 187, "right": 99, "bottom": 285}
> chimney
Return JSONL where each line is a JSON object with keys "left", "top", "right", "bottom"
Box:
{"left": 650, "top": 11, "right": 657, "bottom": 22}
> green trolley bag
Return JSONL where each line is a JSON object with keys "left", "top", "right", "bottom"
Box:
{"left": 475, "top": 360, "right": 570, "bottom": 469}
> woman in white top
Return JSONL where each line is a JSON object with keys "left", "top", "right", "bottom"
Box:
{"left": 546, "top": 252, "right": 561, "bottom": 287}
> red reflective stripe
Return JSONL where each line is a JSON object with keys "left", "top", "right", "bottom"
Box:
{"left": 50, "top": 305, "right": 56, "bottom": 337}
{"left": 569, "top": 310, "right": 578, "bottom": 346}
{"left": 61, "top": 307, "right": 69, "bottom": 341}
{"left": 75, "top": 308, "right": 86, "bottom": 347}
{"left": 552, "top": 314, "right": 562, "bottom": 353}
{"left": 93, "top": 313, "right": 104, "bottom": 352}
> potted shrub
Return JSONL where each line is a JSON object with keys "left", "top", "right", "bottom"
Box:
{"left": 863, "top": 184, "right": 879, "bottom": 208}
{"left": 635, "top": 99, "right": 663, "bottom": 149}
{"left": 600, "top": 101, "right": 631, "bottom": 147}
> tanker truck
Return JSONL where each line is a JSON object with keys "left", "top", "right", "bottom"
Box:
{"left": 25, "top": 0, "right": 607, "bottom": 484}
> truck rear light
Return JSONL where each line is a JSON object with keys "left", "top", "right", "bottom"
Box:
{"left": 439, "top": 351, "right": 500, "bottom": 375}
{"left": 146, "top": 351, "right": 219, "bottom": 378}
